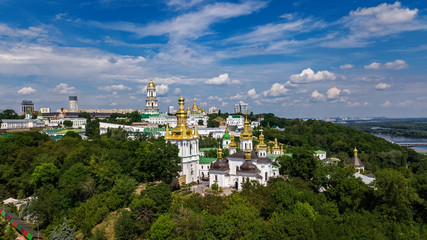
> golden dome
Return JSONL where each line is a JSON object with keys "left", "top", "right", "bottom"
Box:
{"left": 148, "top": 78, "right": 155, "bottom": 88}
{"left": 272, "top": 138, "right": 280, "bottom": 151}
{"left": 257, "top": 128, "right": 268, "bottom": 150}
{"left": 191, "top": 99, "right": 198, "bottom": 112}
{"left": 229, "top": 131, "right": 237, "bottom": 149}
{"left": 170, "top": 94, "right": 196, "bottom": 139}
{"left": 240, "top": 116, "right": 252, "bottom": 140}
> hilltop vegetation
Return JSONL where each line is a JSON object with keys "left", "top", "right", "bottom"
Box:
{"left": 0, "top": 116, "right": 426, "bottom": 239}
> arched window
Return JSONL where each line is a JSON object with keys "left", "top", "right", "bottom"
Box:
{"left": 265, "top": 172, "right": 268, "bottom": 181}
{"left": 215, "top": 175, "right": 218, "bottom": 181}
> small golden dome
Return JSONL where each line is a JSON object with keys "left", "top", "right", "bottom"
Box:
{"left": 148, "top": 78, "right": 155, "bottom": 88}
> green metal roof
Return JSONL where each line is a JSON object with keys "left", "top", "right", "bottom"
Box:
{"left": 199, "top": 156, "right": 217, "bottom": 164}
{"left": 0, "top": 134, "right": 14, "bottom": 138}
{"left": 314, "top": 150, "right": 326, "bottom": 154}
{"left": 222, "top": 134, "right": 230, "bottom": 140}
{"left": 141, "top": 114, "right": 150, "bottom": 119}
{"left": 231, "top": 115, "right": 243, "bottom": 118}
{"left": 200, "top": 148, "right": 216, "bottom": 152}
{"left": 50, "top": 135, "right": 63, "bottom": 140}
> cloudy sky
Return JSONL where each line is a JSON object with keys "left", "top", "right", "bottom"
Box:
{"left": 1, "top": 0, "right": 426, "bottom": 118}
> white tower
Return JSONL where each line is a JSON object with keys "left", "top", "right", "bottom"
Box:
{"left": 222, "top": 127, "right": 231, "bottom": 149}
{"left": 240, "top": 117, "right": 253, "bottom": 151}
{"left": 165, "top": 94, "right": 200, "bottom": 184}
{"left": 69, "top": 96, "right": 78, "bottom": 111}
{"left": 145, "top": 78, "right": 159, "bottom": 114}
{"left": 257, "top": 128, "right": 268, "bottom": 158}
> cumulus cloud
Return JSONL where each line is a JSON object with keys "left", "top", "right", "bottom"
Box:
{"left": 350, "top": 2, "right": 418, "bottom": 26}
{"left": 156, "top": 84, "right": 169, "bottom": 95}
{"left": 289, "top": 68, "right": 336, "bottom": 83}
{"left": 17, "top": 87, "right": 36, "bottom": 95}
{"left": 230, "top": 93, "right": 246, "bottom": 100}
{"left": 365, "top": 59, "right": 408, "bottom": 70}
{"left": 284, "top": 81, "right": 298, "bottom": 88}
{"left": 343, "top": 89, "right": 351, "bottom": 94}
{"left": 208, "top": 96, "right": 223, "bottom": 101}
{"left": 311, "top": 90, "right": 326, "bottom": 102}
{"left": 262, "top": 83, "right": 289, "bottom": 97}
{"left": 381, "top": 100, "right": 392, "bottom": 107}
{"left": 247, "top": 88, "right": 258, "bottom": 99}
{"left": 98, "top": 84, "right": 131, "bottom": 92}
{"left": 340, "top": 64, "right": 355, "bottom": 69}
{"left": 375, "top": 83, "right": 391, "bottom": 90}
{"left": 326, "top": 87, "right": 341, "bottom": 99}
{"left": 204, "top": 73, "right": 240, "bottom": 85}
{"left": 384, "top": 59, "right": 409, "bottom": 70}
{"left": 52, "top": 83, "right": 77, "bottom": 94}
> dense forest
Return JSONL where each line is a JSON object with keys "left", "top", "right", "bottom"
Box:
{"left": 0, "top": 115, "right": 426, "bottom": 239}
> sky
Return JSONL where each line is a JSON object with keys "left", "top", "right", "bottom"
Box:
{"left": 0, "top": 0, "right": 426, "bottom": 118}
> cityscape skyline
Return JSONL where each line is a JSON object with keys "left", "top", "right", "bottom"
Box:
{"left": 0, "top": 0, "right": 426, "bottom": 118}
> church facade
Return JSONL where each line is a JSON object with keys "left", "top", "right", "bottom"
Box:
{"left": 165, "top": 94, "right": 200, "bottom": 184}
{"left": 209, "top": 119, "right": 280, "bottom": 189}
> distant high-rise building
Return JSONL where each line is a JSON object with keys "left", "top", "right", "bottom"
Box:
{"left": 20, "top": 100, "right": 34, "bottom": 115}
{"left": 69, "top": 96, "right": 78, "bottom": 111}
{"left": 168, "top": 105, "right": 176, "bottom": 114}
{"left": 144, "top": 78, "right": 159, "bottom": 114}
{"left": 208, "top": 106, "right": 219, "bottom": 114}
{"left": 234, "top": 101, "right": 249, "bottom": 114}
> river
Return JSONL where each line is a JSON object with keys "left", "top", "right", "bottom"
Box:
{"left": 373, "top": 134, "right": 427, "bottom": 153}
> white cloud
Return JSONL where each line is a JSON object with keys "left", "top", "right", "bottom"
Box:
{"left": 375, "top": 83, "right": 391, "bottom": 90}
{"left": 204, "top": 73, "right": 240, "bottom": 85}
{"left": 247, "top": 88, "right": 258, "bottom": 99}
{"left": 398, "top": 100, "right": 415, "bottom": 107}
{"left": 350, "top": 2, "right": 418, "bottom": 25}
{"left": 17, "top": 87, "right": 36, "bottom": 95}
{"left": 347, "top": 101, "right": 369, "bottom": 107}
{"left": 340, "top": 64, "right": 355, "bottom": 69}
{"left": 284, "top": 81, "right": 298, "bottom": 88}
{"left": 326, "top": 87, "right": 341, "bottom": 99}
{"left": 343, "top": 89, "right": 351, "bottom": 94}
{"left": 311, "top": 90, "right": 325, "bottom": 102}
{"left": 52, "top": 83, "right": 77, "bottom": 94}
{"left": 94, "top": 1, "right": 265, "bottom": 40}
{"left": 364, "top": 62, "right": 382, "bottom": 70}
{"left": 230, "top": 93, "right": 245, "bottom": 100}
{"left": 381, "top": 100, "right": 392, "bottom": 107}
{"left": 166, "top": 0, "right": 204, "bottom": 10}
{"left": 110, "top": 102, "right": 117, "bottom": 106}
{"left": 262, "top": 83, "right": 289, "bottom": 97}
{"left": 156, "top": 84, "right": 169, "bottom": 95}
{"left": 289, "top": 68, "right": 336, "bottom": 83}
{"left": 323, "top": 2, "right": 423, "bottom": 48}
{"left": 365, "top": 60, "right": 408, "bottom": 70}
{"left": 208, "top": 96, "right": 222, "bottom": 101}
{"left": 384, "top": 59, "right": 408, "bottom": 70}
{"left": 98, "top": 84, "right": 131, "bottom": 92}
{"left": 174, "top": 88, "right": 182, "bottom": 95}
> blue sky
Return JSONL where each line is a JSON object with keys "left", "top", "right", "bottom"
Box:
{"left": 0, "top": 0, "right": 426, "bottom": 118}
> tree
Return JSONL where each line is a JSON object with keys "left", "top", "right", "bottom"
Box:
{"left": 278, "top": 147, "right": 320, "bottom": 180}
{"left": 63, "top": 131, "right": 82, "bottom": 140}
{"left": 51, "top": 218, "right": 76, "bottom": 240}
{"left": 198, "top": 119, "right": 204, "bottom": 125}
{"left": 63, "top": 120, "right": 73, "bottom": 128}
{"left": 114, "top": 210, "right": 136, "bottom": 240}
{"left": 374, "top": 168, "right": 421, "bottom": 221}
{"left": 30, "top": 162, "right": 59, "bottom": 187}
{"left": 135, "top": 140, "right": 181, "bottom": 183}
{"left": 149, "top": 214, "right": 175, "bottom": 240}
{"left": 0, "top": 109, "right": 20, "bottom": 119}
{"left": 207, "top": 119, "right": 220, "bottom": 128}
